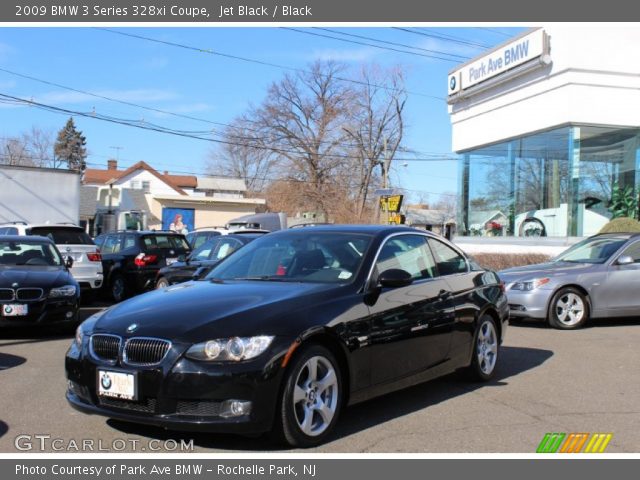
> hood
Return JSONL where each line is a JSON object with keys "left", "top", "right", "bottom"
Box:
{"left": 499, "top": 261, "right": 594, "bottom": 282}
{"left": 0, "top": 266, "right": 74, "bottom": 290}
{"left": 94, "top": 279, "right": 339, "bottom": 341}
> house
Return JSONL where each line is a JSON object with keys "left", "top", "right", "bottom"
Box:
{"left": 82, "top": 160, "right": 266, "bottom": 232}
{"left": 405, "top": 207, "right": 456, "bottom": 238}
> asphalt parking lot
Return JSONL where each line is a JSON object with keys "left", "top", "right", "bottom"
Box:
{"left": 0, "top": 303, "right": 639, "bottom": 453}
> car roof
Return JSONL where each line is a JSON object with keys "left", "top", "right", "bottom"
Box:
{"left": 98, "top": 230, "right": 187, "bottom": 236}
{"left": 267, "top": 224, "right": 437, "bottom": 236}
{"left": 227, "top": 233, "right": 264, "bottom": 241}
{"left": 0, "top": 235, "right": 54, "bottom": 243}
{"left": 591, "top": 232, "right": 640, "bottom": 239}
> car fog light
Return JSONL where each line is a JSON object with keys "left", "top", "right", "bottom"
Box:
{"left": 219, "top": 400, "right": 252, "bottom": 418}
{"left": 66, "top": 311, "right": 74, "bottom": 319}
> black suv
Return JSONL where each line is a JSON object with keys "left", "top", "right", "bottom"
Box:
{"left": 94, "top": 231, "right": 190, "bottom": 302}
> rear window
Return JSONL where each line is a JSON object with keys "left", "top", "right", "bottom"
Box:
{"left": 142, "top": 235, "right": 190, "bottom": 251}
{"left": 29, "top": 227, "right": 94, "bottom": 245}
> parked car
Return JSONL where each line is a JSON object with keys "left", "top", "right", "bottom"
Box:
{"left": 66, "top": 225, "right": 508, "bottom": 447}
{"left": 0, "top": 223, "right": 103, "bottom": 298}
{"left": 1, "top": 235, "right": 79, "bottom": 328}
{"left": 514, "top": 202, "right": 610, "bottom": 237}
{"left": 155, "top": 233, "right": 262, "bottom": 288}
{"left": 500, "top": 233, "right": 640, "bottom": 329}
{"left": 94, "top": 231, "right": 190, "bottom": 302}
{"left": 185, "top": 228, "right": 223, "bottom": 249}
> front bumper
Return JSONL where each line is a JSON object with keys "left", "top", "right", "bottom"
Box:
{"left": 65, "top": 338, "right": 291, "bottom": 434}
{"left": 0, "top": 298, "right": 79, "bottom": 328}
{"left": 506, "top": 288, "right": 553, "bottom": 319}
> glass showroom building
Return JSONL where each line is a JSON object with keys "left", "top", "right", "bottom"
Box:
{"left": 448, "top": 27, "right": 640, "bottom": 238}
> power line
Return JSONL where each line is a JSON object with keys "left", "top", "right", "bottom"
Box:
{"left": 392, "top": 27, "right": 491, "bottom": 49}
{"left": 95, "top": 28, "right": 446, "bottom": 101}
{"left": 282, "top": 27, "right": 465, "bottom": 63}
{"left": 1, "top": 92, "right": 463, "bottom": 163}
{"left": 474, "top": 27, "right": 514, "bottom": 38}
{"left": 313, "top": 28, "right": 471, "bottom": 60}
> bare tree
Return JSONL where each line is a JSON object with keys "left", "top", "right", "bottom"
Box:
{"left": 207, "top": 116, "right": 276, "bottom": 194}
{"left": 1, "top": 127, "right": 57, "bottom": 168}
{"left": 342, "top": 65, "right": 406, "bottom": 221}
{"left": 255, "top": 60, "right": 355, "bottom": 216}
{"left": 0, "top": 136, "right": 33, "bottom": 166}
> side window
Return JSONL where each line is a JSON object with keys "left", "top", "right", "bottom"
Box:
{"left": 213, "top": 239, "right": 242, "bottom": 261}
{"left": 375, "top": 235, "right": 437, "bottom": 281}
{"left": 193, "top": 234, "right": 208, "bottom": 250}
{"left": 94, "top": 235, "right": 105, "bottom": 249}
{"left": 123, "top": 234, "right": 137, "bottom": 250}
{"left": 620, "top": 241, "right": 640, "bottom": 263}
{"left": 192, "top": 239, "right": 218, "bottom": 261}
{"left": 429, "top": 239, "right": 468, "bottom": 275}
{"left": 102, "top": 235, "right": 121, "bottom": 255}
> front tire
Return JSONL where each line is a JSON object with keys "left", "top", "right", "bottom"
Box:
{"left": 466, "top": 315, "right": 499, "bottom": 381}
{"left": 156, "top": 277, "right": 170, "bottom": 289}
{"left": 548, "top": 287, "right": 589, "bottom": 330}
{"left": 276, "top": 345, "right": 342, "bottom": 448}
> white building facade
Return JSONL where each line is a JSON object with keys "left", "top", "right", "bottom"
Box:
{"left": 449, "top": 26, "right": 640, "bottom": 238}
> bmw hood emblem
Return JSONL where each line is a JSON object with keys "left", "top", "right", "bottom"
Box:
{"left": 11, "top": 282, "right": 19, "bottom": 288}
{"left": 126, "top": 323, "right": 138, "bottom": 334}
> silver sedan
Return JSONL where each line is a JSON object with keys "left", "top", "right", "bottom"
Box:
{"left": 499, "top": 233, "right": 640, "bottom": 329}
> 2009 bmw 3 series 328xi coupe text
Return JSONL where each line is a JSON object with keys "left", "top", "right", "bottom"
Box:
{"left": 66, "top": 225, "right": 508, "bottom": 447}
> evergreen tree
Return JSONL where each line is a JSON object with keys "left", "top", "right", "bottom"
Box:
{"left": 54, "top": 117, "right": 87, "bottom": 171}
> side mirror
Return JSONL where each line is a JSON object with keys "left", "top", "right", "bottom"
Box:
{"left": 616, "top": 255, "right": 634, "bottom": 266}
{"left": 65, "top": 256, "right": 74, "bottom": 269}
{"left": 378, "top": 269, "right": 413, "bottom": 288}
{"left": 192, "top": 266, "right": 209, "bottom": 280}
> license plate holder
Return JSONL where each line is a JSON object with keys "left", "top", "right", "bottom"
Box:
{"left": 97, "top": 369, "right": 137, "bottom": 401}
{"left": 2, "top": 304, "right": 28, "bottom": 316}
{"left": 165, "top": 257, "right": 178, "bottom": 266}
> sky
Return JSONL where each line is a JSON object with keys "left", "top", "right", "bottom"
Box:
{"left": 0, "top": 26, "right": 524, "bottom": 203}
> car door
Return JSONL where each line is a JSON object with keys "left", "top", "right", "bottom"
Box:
{"left": 427, "top": 237, "right": 477, "bottom": 358}
{"left": 367, "top": 234, "right": 455, "bottom": 385}
{"left": 100, "top": 234, "right": 123, "bottom": 279}
{"left": 600, "top": 240, "right": 640, "bottom": 315}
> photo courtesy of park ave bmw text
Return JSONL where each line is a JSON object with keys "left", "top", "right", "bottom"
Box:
{"left": 0, "top": 1, "right": 639, "bottom": 479}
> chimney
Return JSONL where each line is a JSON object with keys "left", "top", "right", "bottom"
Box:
{"left": 107, "top": 159, "right": 118, "bottom": 171}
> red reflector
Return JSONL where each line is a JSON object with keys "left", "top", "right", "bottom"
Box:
{"left": 276, "top": 265, "right": 287, "bottom": 276}
{"left": 134, "top": 253, "right": 158, "bottom": 267}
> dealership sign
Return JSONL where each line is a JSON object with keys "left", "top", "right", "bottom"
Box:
{"left": 448, "top": 29, "right": 547, "bottom": 95}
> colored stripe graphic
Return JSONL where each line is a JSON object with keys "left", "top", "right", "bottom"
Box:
{"left": 537, "top": 433, "right": 613, "bottom": 453}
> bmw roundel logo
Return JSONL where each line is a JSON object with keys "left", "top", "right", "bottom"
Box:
{"left": 449, "top": 76, "right": 457, "bottom": 91}
{"left": 11, "top": 282, "right": 19, "bottom": 288}
{"left": 126, "top": 323, "right": 138, "bottom": 333}
{"left": 4, "top": 305, "right": 12, "bottom": 315}
{"left": 101, "top": 373, "right": 112, "bottom": 390}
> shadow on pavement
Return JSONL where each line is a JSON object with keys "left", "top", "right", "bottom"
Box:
{"left": 0, "top": 352, "right": 26, "bottom": 371}
{"left": 106, "top": 345, "right": 553, "bottom": 451}
{"left": 510, "top": 317, "right": 640, "bottom": 330}
{"left": 0, "top": 421, "right": 8, "bottom": 439}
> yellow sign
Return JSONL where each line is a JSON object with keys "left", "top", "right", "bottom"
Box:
{"left": 388, "top": 213, "right": 405, "bottom": 225}
{"left": 380, "top": 195, "right": 403, "bottom": 213}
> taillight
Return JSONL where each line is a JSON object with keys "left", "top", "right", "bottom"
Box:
{"left": 499, "top": 281, "right": 506, "bottom": 293}
{"left": 86, "top": 251, "right": 102, "bottom": 262}
{"left": 134, "top": 253, "right": 158, "bottom": 267}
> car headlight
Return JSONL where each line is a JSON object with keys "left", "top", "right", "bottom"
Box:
{"left": 75, "top": 325, "right": 84, "bottom": 347}
{"left": 510, "top": 277, "right": 550, "bottom": 291}
{"left": 49, "top": 285, "right": 77, "bottom": 298}
{"left": 186, "top": 336, "right": 274, "bottom": 362}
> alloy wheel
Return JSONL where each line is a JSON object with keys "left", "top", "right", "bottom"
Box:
{"left": 292, "top": 356, "right": 339, "bottom": 437}
{"left": 555, "top": 292, "right": 585, "bottom": 326}
{"left": 476, "top": 320, "right": 498, "bottom": 375}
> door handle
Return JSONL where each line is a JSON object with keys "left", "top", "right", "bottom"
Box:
{"left": 438, "top": 289, "right": 452, "bottom": 300}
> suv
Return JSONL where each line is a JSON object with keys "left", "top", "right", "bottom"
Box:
{"left": 94, "top": 230, "right": 191, "bottom": 302}
{"left": 0, "top": 223, "right": 103, "bottom": 297}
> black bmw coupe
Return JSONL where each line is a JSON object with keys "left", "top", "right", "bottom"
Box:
{"left": 66, "top": 225, "right": 508, "bottom": 447}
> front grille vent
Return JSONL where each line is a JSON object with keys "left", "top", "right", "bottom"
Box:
{"left": 123, "top": 338, "right": 171, "bottom": 365}
{"left": 90, "top": 334, "right": 121, "bottom": 362}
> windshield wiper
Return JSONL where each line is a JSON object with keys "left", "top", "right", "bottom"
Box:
{"left": 231, "top": 276, "right": 291, "bottom": 282}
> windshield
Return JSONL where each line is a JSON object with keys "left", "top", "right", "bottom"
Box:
{"left": 0, "top": 240, "right": 64, "bottom": 266}
{"left": 206, "top": 231, "right": 373, "bottom": 283}
{"left": 555, "top": 236, "right": 628, "bottom": 264}
{"left": 29, "top": 227, "right": 94, "bottom": 245}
